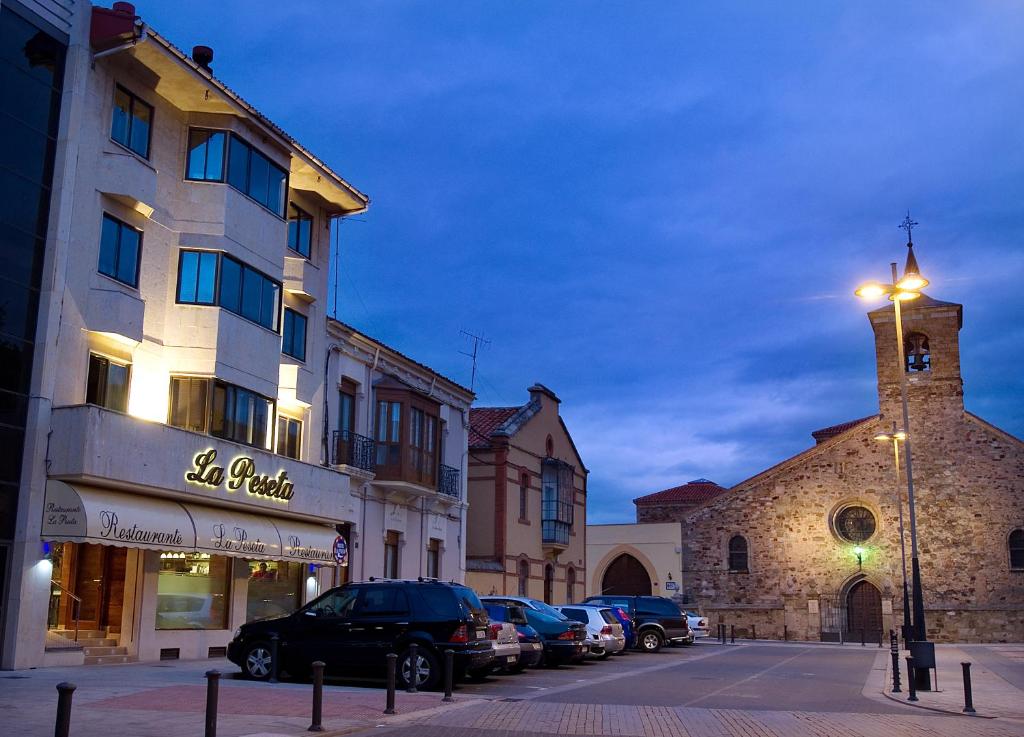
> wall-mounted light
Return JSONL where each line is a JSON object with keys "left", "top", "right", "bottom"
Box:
{"left": 854, "top": 546, "right": 864, "bottom": 571}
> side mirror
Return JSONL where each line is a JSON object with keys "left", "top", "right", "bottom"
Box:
{"left": 303, "top": 609, "right": 318, "bottom": 617}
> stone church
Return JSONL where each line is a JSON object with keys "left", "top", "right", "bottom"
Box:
{"left": 589, "top": 254, "right": 1024, "bottom": 643}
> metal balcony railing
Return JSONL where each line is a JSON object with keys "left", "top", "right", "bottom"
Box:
{"left": 438, "top": 464, "right": 460, "bottom": 498}
{"left": 332, "top": 430, "right": 376, "bottom": 473}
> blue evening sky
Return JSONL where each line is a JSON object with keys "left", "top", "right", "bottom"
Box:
{"left": 145, "top": 1, "right": 1024, "bottom": 523}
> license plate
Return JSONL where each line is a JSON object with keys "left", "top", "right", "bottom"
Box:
{"left": 506, "top": 655, "right": 517, "bottom": 664}
{"left": 475, "top": 629, "right": 486, "bottom": 639}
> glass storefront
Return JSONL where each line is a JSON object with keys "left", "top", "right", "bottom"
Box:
{"left": 245, "top": 560, "right": 303, "bottom": 620}
{"left": 156, "top": 552, "right": 230, "bottom": 630}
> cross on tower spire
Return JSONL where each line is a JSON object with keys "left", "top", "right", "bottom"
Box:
{"left": 899, "top": 211, "right": 919, "bottom": 245}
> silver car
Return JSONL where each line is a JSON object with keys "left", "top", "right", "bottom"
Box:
{"left": 468, "top": 619, "right": 521, "bottom": 677}
{"left": 555, "top": 605, "right": 626, "bottom": 659}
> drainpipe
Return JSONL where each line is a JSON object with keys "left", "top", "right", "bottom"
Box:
{"left": 92, "top": 23, "right": 148, "bottom": 61}
{"left": 322, "top": 343, "right": 342, "bottom": 466}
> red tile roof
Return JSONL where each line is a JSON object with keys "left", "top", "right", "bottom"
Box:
{"left": 469, "top": 407, "right": 519, "bottom": 448}
{"left": 810, "top": 415, "right": 875, "bottom": 444}
{"left": 633, "top": 479, "right": 728, "bottom": 505}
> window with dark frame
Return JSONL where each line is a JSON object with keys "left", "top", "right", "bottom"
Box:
{"left": 86, "top": 353, "right": 130, "bottom": 412}
{"left": 276, "top": 415, "right": 301, "bottom": 459}
{"left": 98, "top": 213, "right": 141, "bottom": 287}
{"left": 728, "top": 535, "right": 749, "bottom": 572}
{"left": 566, "top": 566, "right": 575, "bottom": 601}
{"left": 519, "top": 472, "right": 529, "bottom": 521}
{"left": 287, "top": 203, "right": 312, "bottom": 258}
{"left": 384, "top": 530, "right": 400, "bottom": 579}
{"left": 282, "top": 308, "right": 307, "bottom": 361}
{"left": 426, "top": 539, "right": 440, "bottom": 579}
{"left": 225, "top": 133, "right": 287, "bottom": 217}
{"left": 210, "top": 380, "right": 273, "bottom": 449}
{"left": 541, "top": 459, "right": 574, "bottom": 545}
{"left": 543, "top": 564, "right": 554, "bottom": 604}
{"left": 168, "top": 376, "right": 209, "bottom": 433}
{"left": 110, "top": 84, "right": 152, "bottom": 158}
{"left": 185, "top": 128, "right": 227, "bottom": 181}
{"left": 176, "top": 250, "right": 281, "bottom": 332}
{"left": 518, "top": 559, "right": 529, "bottom": 596}
{"left": 1010, "top": 529, "right": 1024, "bottom": 570}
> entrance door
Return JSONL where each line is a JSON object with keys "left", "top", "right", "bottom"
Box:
{"left": 71, "top": 544, "right": 126, "bottom": 632}
{"left": 846, "top": 581, "right": 882, "bottom": 641}
{"left": 601, "top": 554, "right": 652, "bottom": 596}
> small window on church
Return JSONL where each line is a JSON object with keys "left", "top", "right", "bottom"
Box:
{"left": 905, "top": 332, "right": 931, "bottom": 372}
{"left": 728, "top": 535, "right": 748, "bottom": 572}
{"left": 834, "top": 505, "right": 877, "bottom": 543}
{"left": 1010, "top": 529, "right": 1024, "bottom": 571}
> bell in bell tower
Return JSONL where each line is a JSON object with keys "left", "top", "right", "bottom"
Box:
{"left": 866, "top": 237, "right": 964, "bottom": 425}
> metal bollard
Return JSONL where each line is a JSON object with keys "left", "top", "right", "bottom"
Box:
{"left": 730, "top": 624, "right": 735, "bottom": 644}
{"left": 406, "top": 643, "right": 419, "bottom": 693}
{"left": 308, "top": 660, "right": 325, "bottom": 732}
{"left": 269, "top": 632, "right": 280, "bottom": 684}
{"left": 442, "top": 650, "right": 454, "bottom": 703}
{"left": 384, "top": 653, "right": 397, "bottom": 715}
{"left": 783, "top": 625, "right": 788, "bottom": 642}
{"left": 205, "top": 670, "right": 221, "bottom": 737}
{"left": 719, "top": 623, "right": 725, "bottom": 644}
{"left": 861, "top": 628, "right": 865, "bottom": 647}
{"left": 961, "top": 662, "right": 976, "bottom": 714}
{"left": 54, "top": 682, "right": 76, "bottom": 737}
{"left": 905, "top": 657, "right": 918, "bottom": 702}
{"left": 878, "top": 629, "right": 884, "bottom": 648}
{"left": 889, "top": 632, "right": 901, "bottom": 693}
{"left": 750, "top": 625, "right": 756, "bottom": 640}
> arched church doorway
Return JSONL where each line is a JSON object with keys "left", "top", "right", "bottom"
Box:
{"left": 846, "top": 580, "right": 882, "bottom": 641}
{"left": 601, "top": 554, "right": 652, "bottom": 595}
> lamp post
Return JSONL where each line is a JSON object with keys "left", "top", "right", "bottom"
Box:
{"left": 855, "top": 231, "right": 929, "bottom": 658}
{"left": 874, "top": 424, "right": 912, "bottom": 642}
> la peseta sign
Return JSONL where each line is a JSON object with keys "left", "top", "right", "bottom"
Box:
{"left": 185, "top": 449, "right": 295, "bottom": 502}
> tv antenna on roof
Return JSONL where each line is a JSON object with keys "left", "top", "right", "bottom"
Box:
{"left": 459, "top": 330, "right": 490, "bottom": 393}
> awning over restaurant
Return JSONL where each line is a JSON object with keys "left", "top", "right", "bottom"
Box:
{"left": 41, "top": 481, "right": 339, "bottom": 565}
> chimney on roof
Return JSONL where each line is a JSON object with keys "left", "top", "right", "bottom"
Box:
{"left": 528, "top": 383, "right": 560, "bottom": 407}
{"left": 192, "top": 45, "right": 214, "bottom": 71}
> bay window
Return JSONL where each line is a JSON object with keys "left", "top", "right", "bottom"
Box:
{"left": 176, "top": 249, "right": 281, "bottom": 332}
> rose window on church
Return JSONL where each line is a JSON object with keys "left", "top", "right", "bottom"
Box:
{"left": 834, "top": 505, "right": 876, "bottom": 543}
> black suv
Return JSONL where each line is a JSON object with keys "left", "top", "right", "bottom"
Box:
{"left": 227, "top": 579, "right": 493, "bottom": 689}
{"left": 582, "top": 595, "right": 692, "bottom": 652}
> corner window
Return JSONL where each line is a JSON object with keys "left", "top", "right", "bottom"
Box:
{"left": 287, "top": 203, "right": 312, "bottom": 258}
{"left": 276, "top": 415, "right": 301, "bottom": 459}
{"left": 168, "top": 376, "right": 209, "bottom": 433}
{"left": 728, "top": 535, "right": 748, "bottom": 572}
{"left": 86, "top": 353, "right": 130, "bottom": 412}
{"left": 282, "top": 308, "right": 307, "bottom": 361}
{"left": 111, "top": 84, "right": 152, "bottom": 158}
{"left": 185, "top": 128, "right": 227, "bottom": 181}
{"left": 98, "top": 213, "right": 141, "bottom": 287}
{"left": 176, "top": 250, "right": 281, "bottom": 332}
{"left": 226, "top": 133, "right": 287, "bottom": 217}
{"left": 1010, "top": 529, "right": 1024, "bottom": 571}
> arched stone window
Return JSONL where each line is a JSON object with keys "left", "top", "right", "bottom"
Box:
{"left": 1010, "top": 529, "right": 1024, "bottom": 571}
{"left": 518, "top": 559, "right": 530, "bottom": 596}
{"left": 728, "top": 535, "right": 749, "bottom": 572}
{"left": 905, "top": 332, "right": 930, "bottom": 372}
{"left": 566, "top": 566, "right": 576, "bottom": 602}
{"left": 543, "top": 564, "right": 554, "bottom": 603}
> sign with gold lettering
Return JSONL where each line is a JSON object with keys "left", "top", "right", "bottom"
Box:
{"left": 185, "top": 449, "right": 295, "bottom": 502}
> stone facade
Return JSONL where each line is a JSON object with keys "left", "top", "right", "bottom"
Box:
{"left": 680, "top": 291, "right": 1024, "bottom": 643}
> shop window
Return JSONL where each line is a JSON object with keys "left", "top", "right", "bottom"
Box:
{"left": 168, "top": 376, "right": 209, "bottom": 433}
{"left": 282, "top": 308, "right": 307, "bottom": 361}
{"left": 276, "top": 415, "right": 301, "bottom": 459}
{"left": 728, "top": 535, "right": 749, "bottom": 573}
{"left": 287, "top": 203, "right": 312, "bottom": 258}
{"left": 384, "top": 530, "right": 400, "bottom": 579}
{"left": 245, "top": 560, "right": 303, "bottom": 621}
{"left": 98, "top": 213, "right": 141, "bottom": 287}
{"left": 185, "top": 128, "right": 227, "bottom": 181}
{"left": 176, "top": 249, "right": 281, "bottom": 332}
{"left": 110, "top": 84, "right": 152, "bottom": 158}
{"left": 518, "top": 559, "right": 529, "bottom": 596}
{"left": 1010, "top": 529, "right": 1024, "bottom": 571}
{"left": 86, "top": 353, "right": 130, "bottom": 412}
{"left": 225, "top": 133, "right": 287, "bottom": 217}
{"left": 156, "top": 552, "right": 230, "bottom": 630}
{"left": 426, "top": 539, "right": 441, "bottom": 579}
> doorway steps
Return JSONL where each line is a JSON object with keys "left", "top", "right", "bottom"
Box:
{"left": 48, "top": 629, "right": 135, "bottom": 665}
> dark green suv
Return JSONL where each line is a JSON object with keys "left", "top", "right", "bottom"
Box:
{"left": 228, "top": 579, "right": 493, "bottom": 689}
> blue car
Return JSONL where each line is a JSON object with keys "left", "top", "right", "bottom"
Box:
{"left": 606, "top": 605, "right": 635, "bottom": 650}
{"left": 485, "top": 603, "right": 544, "bottom": 670}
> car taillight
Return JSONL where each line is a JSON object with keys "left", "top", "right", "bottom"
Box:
{"left": 450, "top": 624, "right": 469, "bottom": 643}
{"left": 557, "top": 630, "right": 576, "bottom": 640}
{"left": 489, "top": 623, "right": 502, "bottom": 640}
{"left": 600, "top": 625, "right": 613, "bottom": 635}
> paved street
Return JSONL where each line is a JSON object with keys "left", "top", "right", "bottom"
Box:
{"left": 2, "top": 641, "right": 1024, "bottom": 737}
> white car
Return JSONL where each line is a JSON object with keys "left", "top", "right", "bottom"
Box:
{"left": 686, "top": 611, "right": 710, "bottom": 638}
{"left": 468, "top": 619, "right": 521, "bottom": 677}
{"left": 555, "top": 604, "right": 626, "bottom": 659}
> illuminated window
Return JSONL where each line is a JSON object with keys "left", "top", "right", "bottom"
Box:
{"left": 276, "top": 415, "right": 301, "bottom": 459}
{"left": 156, "top": 553, "right": 230, "bottom": 630}
{"left": 86, "top": 353, "right": 130, "bottom": 412}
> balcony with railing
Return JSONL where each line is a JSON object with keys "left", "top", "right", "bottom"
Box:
{"left": 332, "top": 430, "right": 376, "bottom": 474}
{"left": 438, "top": 464, "right": 460, "bottom": 498}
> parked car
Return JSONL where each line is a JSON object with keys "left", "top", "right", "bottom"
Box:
{"left": 607, "top": 606, "right": 635, "bottom": 651}
{"left": 686, "top": 611, "right": 709, "bottom": 638}
{"left": 485, "top": 603, "right": 544, "bottom": 670}
{"left": 555, "top": 605, "right": 626, "bottom": 659}
{"left": 228, "top": 579, "right": 493, "bottom": 690}
{"left": 482, "top": 596, "right": 586, "bottom": 665}
{"left": 468, "top": 619, "right": 521, "bottom": 678}
{"left": 582, "top": 595, "right": 693, "bottom": 652}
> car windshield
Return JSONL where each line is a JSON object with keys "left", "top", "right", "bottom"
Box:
{"left": 453, "top": 585, "right": 485, "bottom": 614}
{"left": 529, "top": 599, "right": 569, "bottom": 620}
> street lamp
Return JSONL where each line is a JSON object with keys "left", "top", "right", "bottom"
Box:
{"left": 853, "top": 546, "right": 864, "bottom": 571}
{"left": 855, "top": 226, "right": 929, "bottom": 655}
{"left": 874, "top": 424, "right": 912, "bottom": 641}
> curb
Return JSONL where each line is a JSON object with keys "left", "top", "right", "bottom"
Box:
{"left": 878, "top": 656, "right": 996, "bottom": 719}
{"left": 314, "top": 696, "right": 489, "bottom": 737}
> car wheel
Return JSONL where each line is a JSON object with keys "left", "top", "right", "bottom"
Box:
{"left": 639, "top": 630, "right": 663, "bottom": 653}
{"left": 598, "top": 650, "right": 611, "bottom": 661}
{"left": 243, "top": 642, "right": 274, "bottom": 680}
{"left": 399, "top": 646, "right": 440, "bottom": 690}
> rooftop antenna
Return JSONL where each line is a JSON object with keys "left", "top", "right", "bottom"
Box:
{"left": 459, "top": 329, "right": 490, "bottom": 393}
